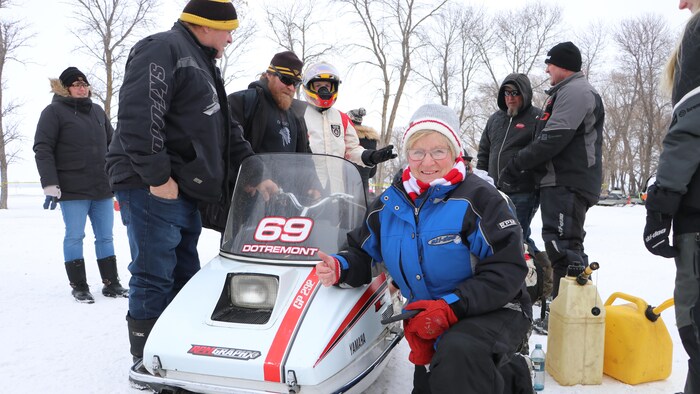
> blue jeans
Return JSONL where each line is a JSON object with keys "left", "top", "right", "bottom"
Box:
{"left": 115, "top": 188, "right": 202, "bottom": 320}
{"left": 507, "top": 191, "right": 540, "bottom": 254}
{"left": 59, "top": 198, "right": 115, "bottom": 261}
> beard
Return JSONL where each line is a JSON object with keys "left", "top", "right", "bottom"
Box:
{"left": 507, "top": 106, "right": 520, "bottom": 117}
{"left": 271, "top": 87, "right": 293, "bottom": 110}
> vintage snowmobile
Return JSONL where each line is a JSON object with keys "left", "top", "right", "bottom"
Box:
{"left": 129, "top": 153, "right": 403, "bottom": 393}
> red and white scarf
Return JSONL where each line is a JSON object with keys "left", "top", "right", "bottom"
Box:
{"left": 401, "top": 157, "right": 467, "bottom": 202}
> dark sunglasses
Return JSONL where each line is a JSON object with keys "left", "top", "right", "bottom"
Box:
{"left": 504, "top": 90, "right": 521, "bottom": 97}
{"left": 270, "top": 65, "right": 301, "bottom": 88}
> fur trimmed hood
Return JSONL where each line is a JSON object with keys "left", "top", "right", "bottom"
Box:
{"left": 354, "top": 124, "right": 379, "bottom": 141}
{"left": 49, "top": 78, "right": 91, "bottom": 98}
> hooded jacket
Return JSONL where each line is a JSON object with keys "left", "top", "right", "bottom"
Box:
{"left": 513, "top": 72, "right": 605, "bottom": 201}
{"left": 656, "top": 14, "right": 700, "bottom": 233}
{"left": 477, "top": 73, "right": 541, "bottom": 193}
{"left": 34, "top": 79, "right": 113, "bottom": 201}
{"left": 105, "top": 22, "right": 254, "bottom": 203}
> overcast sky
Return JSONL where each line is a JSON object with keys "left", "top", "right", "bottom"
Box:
{"left": 0, "top": 0, "right": 692, "bottom": 183}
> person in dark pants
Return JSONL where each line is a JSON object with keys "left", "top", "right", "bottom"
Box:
{"left": 316, "top": 104, "right": 532, "bottom": 393}
{"left": 644, "top": 2, "right": 700, "bottom": 393}
{"left": 477, "top": 73, "right": 553, "bottom": 301}
{"left": 105, "top": 0, "right": 277, "bottom": 371}
{"left": 499, "top": 42, "right": 605, "bottom": 299}
{"left": 34, "top": 66, "right": 127, "bottom": 304}
{"left": 347, "top": 107, "right": 381, "bottom": 203}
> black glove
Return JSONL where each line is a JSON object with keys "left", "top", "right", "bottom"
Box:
{"left": 643, "top": 184, "right": 682, "bottom": 258}
{"left": 362, "top": 145, "right": 397, "bottom": 166}
{"left": 497, "top": 158, "right": 521, "bottom": 190}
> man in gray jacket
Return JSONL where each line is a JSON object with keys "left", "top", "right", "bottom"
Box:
{"left": 499, "top": 42, "right": 605, "bottom": 299}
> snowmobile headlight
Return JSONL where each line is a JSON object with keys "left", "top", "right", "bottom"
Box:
{"left": 230, "top": 274, "right": 278, "bottom": 310}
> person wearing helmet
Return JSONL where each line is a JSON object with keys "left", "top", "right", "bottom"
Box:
{"left": 302, "top": 62, "right": 396, "bottom": 187}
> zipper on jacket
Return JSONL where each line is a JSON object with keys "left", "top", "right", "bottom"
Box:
{"left": 496, "top": 117, "right": 514, "bottom": 176}
{"left": 396, "top": 187, "right": 430, "bottom": 301}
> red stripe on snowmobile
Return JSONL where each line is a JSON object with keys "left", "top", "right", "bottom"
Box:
{"left": 264, "top": 268, "right": 320, "bottom": 382}
{"left": 314, "top": 272, "right": 388, "bottom": 367}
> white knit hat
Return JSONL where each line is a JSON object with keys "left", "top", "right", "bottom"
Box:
{"left": 402, "top": 104, "right": 462, "bottom": 157}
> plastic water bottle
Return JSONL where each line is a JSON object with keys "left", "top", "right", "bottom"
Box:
{"left": 531, "top": 343, "right": 546, "bottom": 391}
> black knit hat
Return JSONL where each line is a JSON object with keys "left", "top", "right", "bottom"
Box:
{"left": 267, "top": 51, "right": 303, "bottom": 80}
{"left": 59, "top": 67, "right": 89, "bottom": 87}
{"left": 545, "top": 41, "right": 582, "bottom": 72}
{"left": 181, "top": 0, "right": 238, "bottom": 30}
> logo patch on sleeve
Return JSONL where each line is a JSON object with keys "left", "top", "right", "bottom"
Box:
{"left": 498, "top": 219, "right": 517, "bottom": 229}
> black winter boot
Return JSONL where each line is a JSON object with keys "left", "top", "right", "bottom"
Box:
{"left": 127, "top": 313, "right": 158, "bottom": 360}
{"left": 65, "top": 259, "right": 94, "bottom": 304}
{"left": 97, "top": 256, "right": 128, "bottom": 298}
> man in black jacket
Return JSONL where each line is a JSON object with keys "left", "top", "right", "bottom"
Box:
{"left": 477, "top": 74, "right": 551, "bottom": 299}
{"left": 105, "top": 0, "right": 276, "bottom": 369}
{"left": 499, "top": 42, "right": 605, "bottom": 299}
{"left": 228, "top": 51, "right": 309, "bottom": 155}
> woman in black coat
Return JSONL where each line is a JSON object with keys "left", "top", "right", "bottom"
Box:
{"left": 34, "top": 67, "right": 127, "bottom": 303}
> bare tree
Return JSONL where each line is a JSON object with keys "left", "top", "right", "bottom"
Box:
{"left": 263, "top": 0, "right": 335, "bottom": 65}
{"left": 575, "top": 20, "right": 608, "bottom": 82}
{"left": 220, "top": 0, "right": 259, "bottom": 88}
{"left": 67, "top": 0, "right": 158, "bottom": 120}
{"left": 335, "top": 0, "right": 448, "bottom": 189}
{"left": 0, "top": 0, "right": 32, "bottom": 209}
{"left": 415, "top": 3, "right": 486, "bottom": 155}
{"left": 471, "top": 1, "right": 563, "bottom": 90}
{"left": 612, "top": 14, "right": 673, "bottom": 194}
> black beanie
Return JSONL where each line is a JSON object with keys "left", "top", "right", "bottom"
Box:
{"left": 59, "top": 67, "right": 89, "bottom": 87}
{"left": 267, "top": 51, "right": 303, "bottom": 80}
{"left": 545, "top": 41, "right": 582, "bottom": 72}
{"left": 180, "top": 0, "right": 238, "bottom": 30}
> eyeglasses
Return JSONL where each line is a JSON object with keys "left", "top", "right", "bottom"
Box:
{"left": 270, "top": 65, "right": 301, "bottom": 88}
{"left": 503, "top": 90, "right": 521, "bottom": 97}
{"left": 407, "top": 148, "right": 450, "bottom": 161}
{"left": 70, "top": 82, "right": 90, "bottom": 88}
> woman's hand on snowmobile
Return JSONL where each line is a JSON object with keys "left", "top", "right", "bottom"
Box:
{"left": 316, "top": 251, "right": 341, "bottom": 286}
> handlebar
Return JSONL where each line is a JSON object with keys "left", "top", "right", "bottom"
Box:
{"left": 273, "top": 190, "right": 357, "bottom": 217}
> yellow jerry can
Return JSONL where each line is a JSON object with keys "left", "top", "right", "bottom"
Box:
{"left": 603, "top": 293, "right": 674, "bottom": 385}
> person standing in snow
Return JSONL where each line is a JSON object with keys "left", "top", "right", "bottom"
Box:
{"left": 644, "top": 1, "right": 700, "bottom": 392}
{"left": 105, "top": 0, "right": 276, "bottom": 370}
{"left": 316, "top": 104, "right": 533, "bottom": 393}
{"left": 477, "top": 74, "right": 552, "bottom": 303}
{"left": 498, "top": 42, "right": 605, "bottom": 299}
{"left": 34, "top": 66, "right": 128, "bottom": 304}
{"left": 346, "top": 107, "right": 381, "bottom": 201}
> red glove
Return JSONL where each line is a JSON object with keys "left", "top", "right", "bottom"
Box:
{"left": 403, "top": 320, "right": 435, "bottom": 365}
{"left": 404, "top": 299, "right": 458, "bottom": 340}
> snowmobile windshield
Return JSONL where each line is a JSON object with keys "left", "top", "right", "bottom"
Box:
{"left": 221, "top": 153, "right": 367, "bottom": 264}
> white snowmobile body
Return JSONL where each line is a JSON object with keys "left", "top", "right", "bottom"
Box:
{"left": 130, "top": 154, "right": 403, "bottom": 394}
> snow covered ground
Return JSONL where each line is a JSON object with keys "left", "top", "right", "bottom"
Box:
{"left": 0, "top": 185, "right": 688, "bottom": 393}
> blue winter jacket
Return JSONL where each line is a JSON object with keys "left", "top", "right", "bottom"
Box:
{"left": 334, "top": 172, "right": 532, "bottom": 319}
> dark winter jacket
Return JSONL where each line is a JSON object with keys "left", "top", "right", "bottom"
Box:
{"left": 354, "top": 124, "right": 380, "bottom": 195}
{"left": 655, "top": 14, "right": 700, "bottom": 233}
{"left": 513, "top": 72, "right": 605, "bottom": 202}
{"left": 105, "top": 21, "right": 254, "bottom": 203}
{"left": 228, "top": 79, "right": 310, "bottom": 154}
{"left": 333, "top": 172, "right": 532, "bottom": 320}
{"left": 34, "top": 79, "right": 113, "bottom": 201}
{"left": 477, "top": 73, "right": 541, "bottom": 193}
